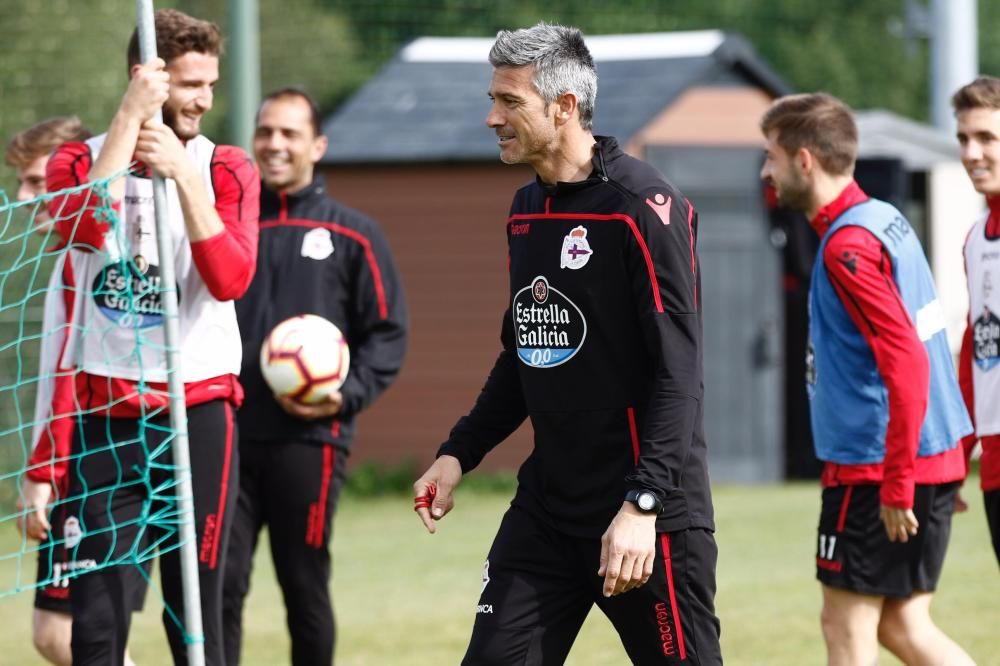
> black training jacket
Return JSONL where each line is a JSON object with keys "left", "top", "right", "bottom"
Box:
{"left": 236, "top": 176, "right": 408, "bottom": 450}
{"left": 438, "top": 136, "right": 713, "bottom": 537}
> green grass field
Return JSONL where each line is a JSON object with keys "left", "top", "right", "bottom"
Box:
{"left": 0, "top": 481, "right": 997, "bottom": 665}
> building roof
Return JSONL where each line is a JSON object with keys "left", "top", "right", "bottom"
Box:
{"left": 856, "top": 109, "right": 959, "bottom": 171}
{"left": 321, "top": 30, "right": 790, "bottom": 164}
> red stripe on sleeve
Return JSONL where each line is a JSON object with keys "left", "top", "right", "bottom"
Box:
{"left": 46, "top": 142, "right": 116, "bottom": 251}
{"left": 188, "top": 146, "right": 260, "bottom": 301}
{"left": 26, "top": 258, "right": 79, "bottom": 491}
{"left": 823, "top": 226, "right": 928, "bottom": 509}
{"left": 627, "top": 407, "right": 640, "bottom": 465}
{"left": 685, "top": 198, "right": 697, "bottom": 305}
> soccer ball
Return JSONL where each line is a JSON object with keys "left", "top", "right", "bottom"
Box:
{"left": 259, "top": 314, "right": 350, "bottom": 404}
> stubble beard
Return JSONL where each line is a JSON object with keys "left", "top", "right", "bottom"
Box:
{"left": 163, "top": 105, "right": 200, "bottom": 141}
{"left": 777, "top": 173, "right": 812, "bottom": 214}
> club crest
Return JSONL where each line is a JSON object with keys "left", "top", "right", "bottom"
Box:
{"left": 560, "top": 225, "right": 592, "bottom": 270}
{"left": 301, "top": 227, "right": 335, "bottom": 261}
{"left": 64, "top": 516, "right": 82, "bottom": 549}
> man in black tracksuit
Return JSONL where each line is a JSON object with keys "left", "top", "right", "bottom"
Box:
{"left": 223, "top": 88, "right": 407, "bottom": 665}
{"left": 413, "top": 24, "right": 721, "bottom": 665}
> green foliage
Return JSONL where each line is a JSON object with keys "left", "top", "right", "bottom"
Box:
{"left": 343, "top": 459, "right": 420, "bottom": 496}
{"left": 0, "top": 0, "right": 973, "bottom": 194}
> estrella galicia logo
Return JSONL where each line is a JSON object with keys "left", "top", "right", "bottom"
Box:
{"left": 974, "top": 306, "right": 1000, "bottom": 371}
{"left": 512, "top": 276, "right": 586, "bottom": 368}
{"left": 92, "top": 259, "right": 178, "bottom": 329}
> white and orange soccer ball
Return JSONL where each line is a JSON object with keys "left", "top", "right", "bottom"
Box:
{"left": 259, "top": 314, "right": 350, "bottom": 404}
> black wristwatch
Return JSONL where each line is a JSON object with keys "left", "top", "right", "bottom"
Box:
{"left": 625, "top": 489, "right": 662, "bottom": 515}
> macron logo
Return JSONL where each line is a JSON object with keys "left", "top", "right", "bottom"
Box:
{"left": 645, "top": 193, "right": 672, "bottom": 225}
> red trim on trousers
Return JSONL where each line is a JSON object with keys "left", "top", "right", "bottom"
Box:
{"left": 204, "top": 402, "right": 235, "bottom": 569}
{"left": 260, "top": 219, "right": 389, "bottom": 319}
{"left": 306, "top": 444, "right": 335, "bottom": 549}
{"left": 836, "top": 486, "right": 853, "bottom": 533}
{"left": 659, "top": 533, "right": 688, "bottom": 660}
{"left": 507, "top": 212, "right": 664, "bottom": 313}
{"left": 627, "top": 407, "right": 640, "bottom": 465}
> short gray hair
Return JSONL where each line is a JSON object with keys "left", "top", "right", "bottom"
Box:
{"left": 489, "top": 22, "right": 597, "bottom": 131}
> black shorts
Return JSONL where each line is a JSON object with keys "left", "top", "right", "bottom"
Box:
{"left": 33, "top": 499, "right": 72, "bottom": 613}
{"left": 463, "top": 505, "right": 722, "bottom": 665}
{"left": 984, "top": 488, "right": 1000, "bottom": 566}
{"left": 33, "top": 490, "right": 150, "bottom": 616}
{"left": 816, "top": 482, "right": 958, "bottom": 597}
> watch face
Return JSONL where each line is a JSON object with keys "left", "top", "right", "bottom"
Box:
{"left": 638, "top": 492, "right": 655, "bottom": 512}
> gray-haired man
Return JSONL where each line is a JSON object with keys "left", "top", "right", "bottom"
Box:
{"left": 414, "top": 22, "right": 722, "bottom": 664}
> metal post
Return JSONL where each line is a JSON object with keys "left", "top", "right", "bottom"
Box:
{"left": 930, "top": 0, "right": 978, "bottom": 133}
{"left": 227, "top": 0, "right": 260, "bottom": 151}
{"left": 135, "top": 2, "right": 205, "bottom": 665}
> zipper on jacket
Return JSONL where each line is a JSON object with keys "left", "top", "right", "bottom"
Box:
{"left": 596, "top": 144, "right": 609, "bottom": 183}
{"left": 279, "top": 191, "right": 288, "bottom": 222}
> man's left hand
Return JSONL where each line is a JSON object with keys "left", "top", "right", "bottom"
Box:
{"left": 598, "top": 502, "right": 657, "bottom": 597}
{"left": 879, "top": 504, "right": 919, "bottom": 543}
{"left": 135, "top": 120, "right": 191, "bottom": 180}
{"left": 276, "top": 391, "right": 343, "bottom": 420}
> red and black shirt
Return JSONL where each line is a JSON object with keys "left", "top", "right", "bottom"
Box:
{"left": 235, "top": 176, "right": 408, "bottom": 450}
{"left": 814, "top": 181, "right": 964, "bottom": 507}
{"left": 438, "top": 136, "right": 712, "bottom": 537}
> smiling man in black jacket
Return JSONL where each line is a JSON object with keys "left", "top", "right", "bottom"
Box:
{"left": 223, "top": 87, "right": 407, "bottom": 666}
{"left": 413, "top": 22, "right": 721, "bottom": 665}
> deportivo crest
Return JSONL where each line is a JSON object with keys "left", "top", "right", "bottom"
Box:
{"left": 512, "top": 276, "right": 587, "bottom": 368}
{"left": 301, "top": 227, "right": 335, "bottom": 260}
{"left": 481, "top": 559, "right": 490, "bottom": 593}
{"left": 974, "top": 305, "right": 1000, "bottom": 372}
{"left": 560, "top": 225, "right": 593, "bottom": 269}
{"left": 63, "top": 516, "right": 82, "bottom": 549}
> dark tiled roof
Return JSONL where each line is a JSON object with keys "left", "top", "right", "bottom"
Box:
{"left": 321, "top": 31, "right": 789, "bottom": 164}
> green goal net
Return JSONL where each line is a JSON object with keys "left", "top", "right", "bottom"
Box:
{"left": 0, "top": 176, "right": 194, "bottom": 632}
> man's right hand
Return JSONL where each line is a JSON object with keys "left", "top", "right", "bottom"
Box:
{"left": 275, "top": 391, "right": 342, "bottom": 420}
{"left": 880, "top": 504, "right": 919, "bottom": 543}
{"left": 120, "top": 58, "right": 170, "bottom": 125}
{"left": 16, "top": 480, "right": 53, "bottom": 541}
{"left": 413, "top": 455, "right": 462, "bottom": 534}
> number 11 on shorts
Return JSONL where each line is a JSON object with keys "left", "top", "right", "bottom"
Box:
{"left": 818, "top": 534, "right": 837, "bottom": 560}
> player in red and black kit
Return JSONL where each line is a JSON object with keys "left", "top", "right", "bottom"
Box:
{"left": 761, "top": 93, "right": 974, "bottom": 665}
{"left": 222, "top": 88, "right": 407, "bottom": 666}
{"left": 952, "top": 76, "right": 1000, "bottom": 568}
{"left": 44, "top": 10, "right": 259, "bottom": 666}
{"left": 413, "top": 24, "right": 721, "bottom": 665}
{"left": 7, "top": 116, "right": 98, "bottom": 666}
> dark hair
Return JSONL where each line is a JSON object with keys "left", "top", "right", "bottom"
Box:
{"left": 5, "top": 116, "right": 91, "bottom": 168}
{"left": 257, "top": 87, "right": 323, "bottom": 137}
{"left": 760, "top": 93, "right": 857, "bottom": 176}
{"left": 127, "top": 9, "right": 222, "bottom": 70}
{"left": 952, "top": 76, "right": 1000, "bottom": 113}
